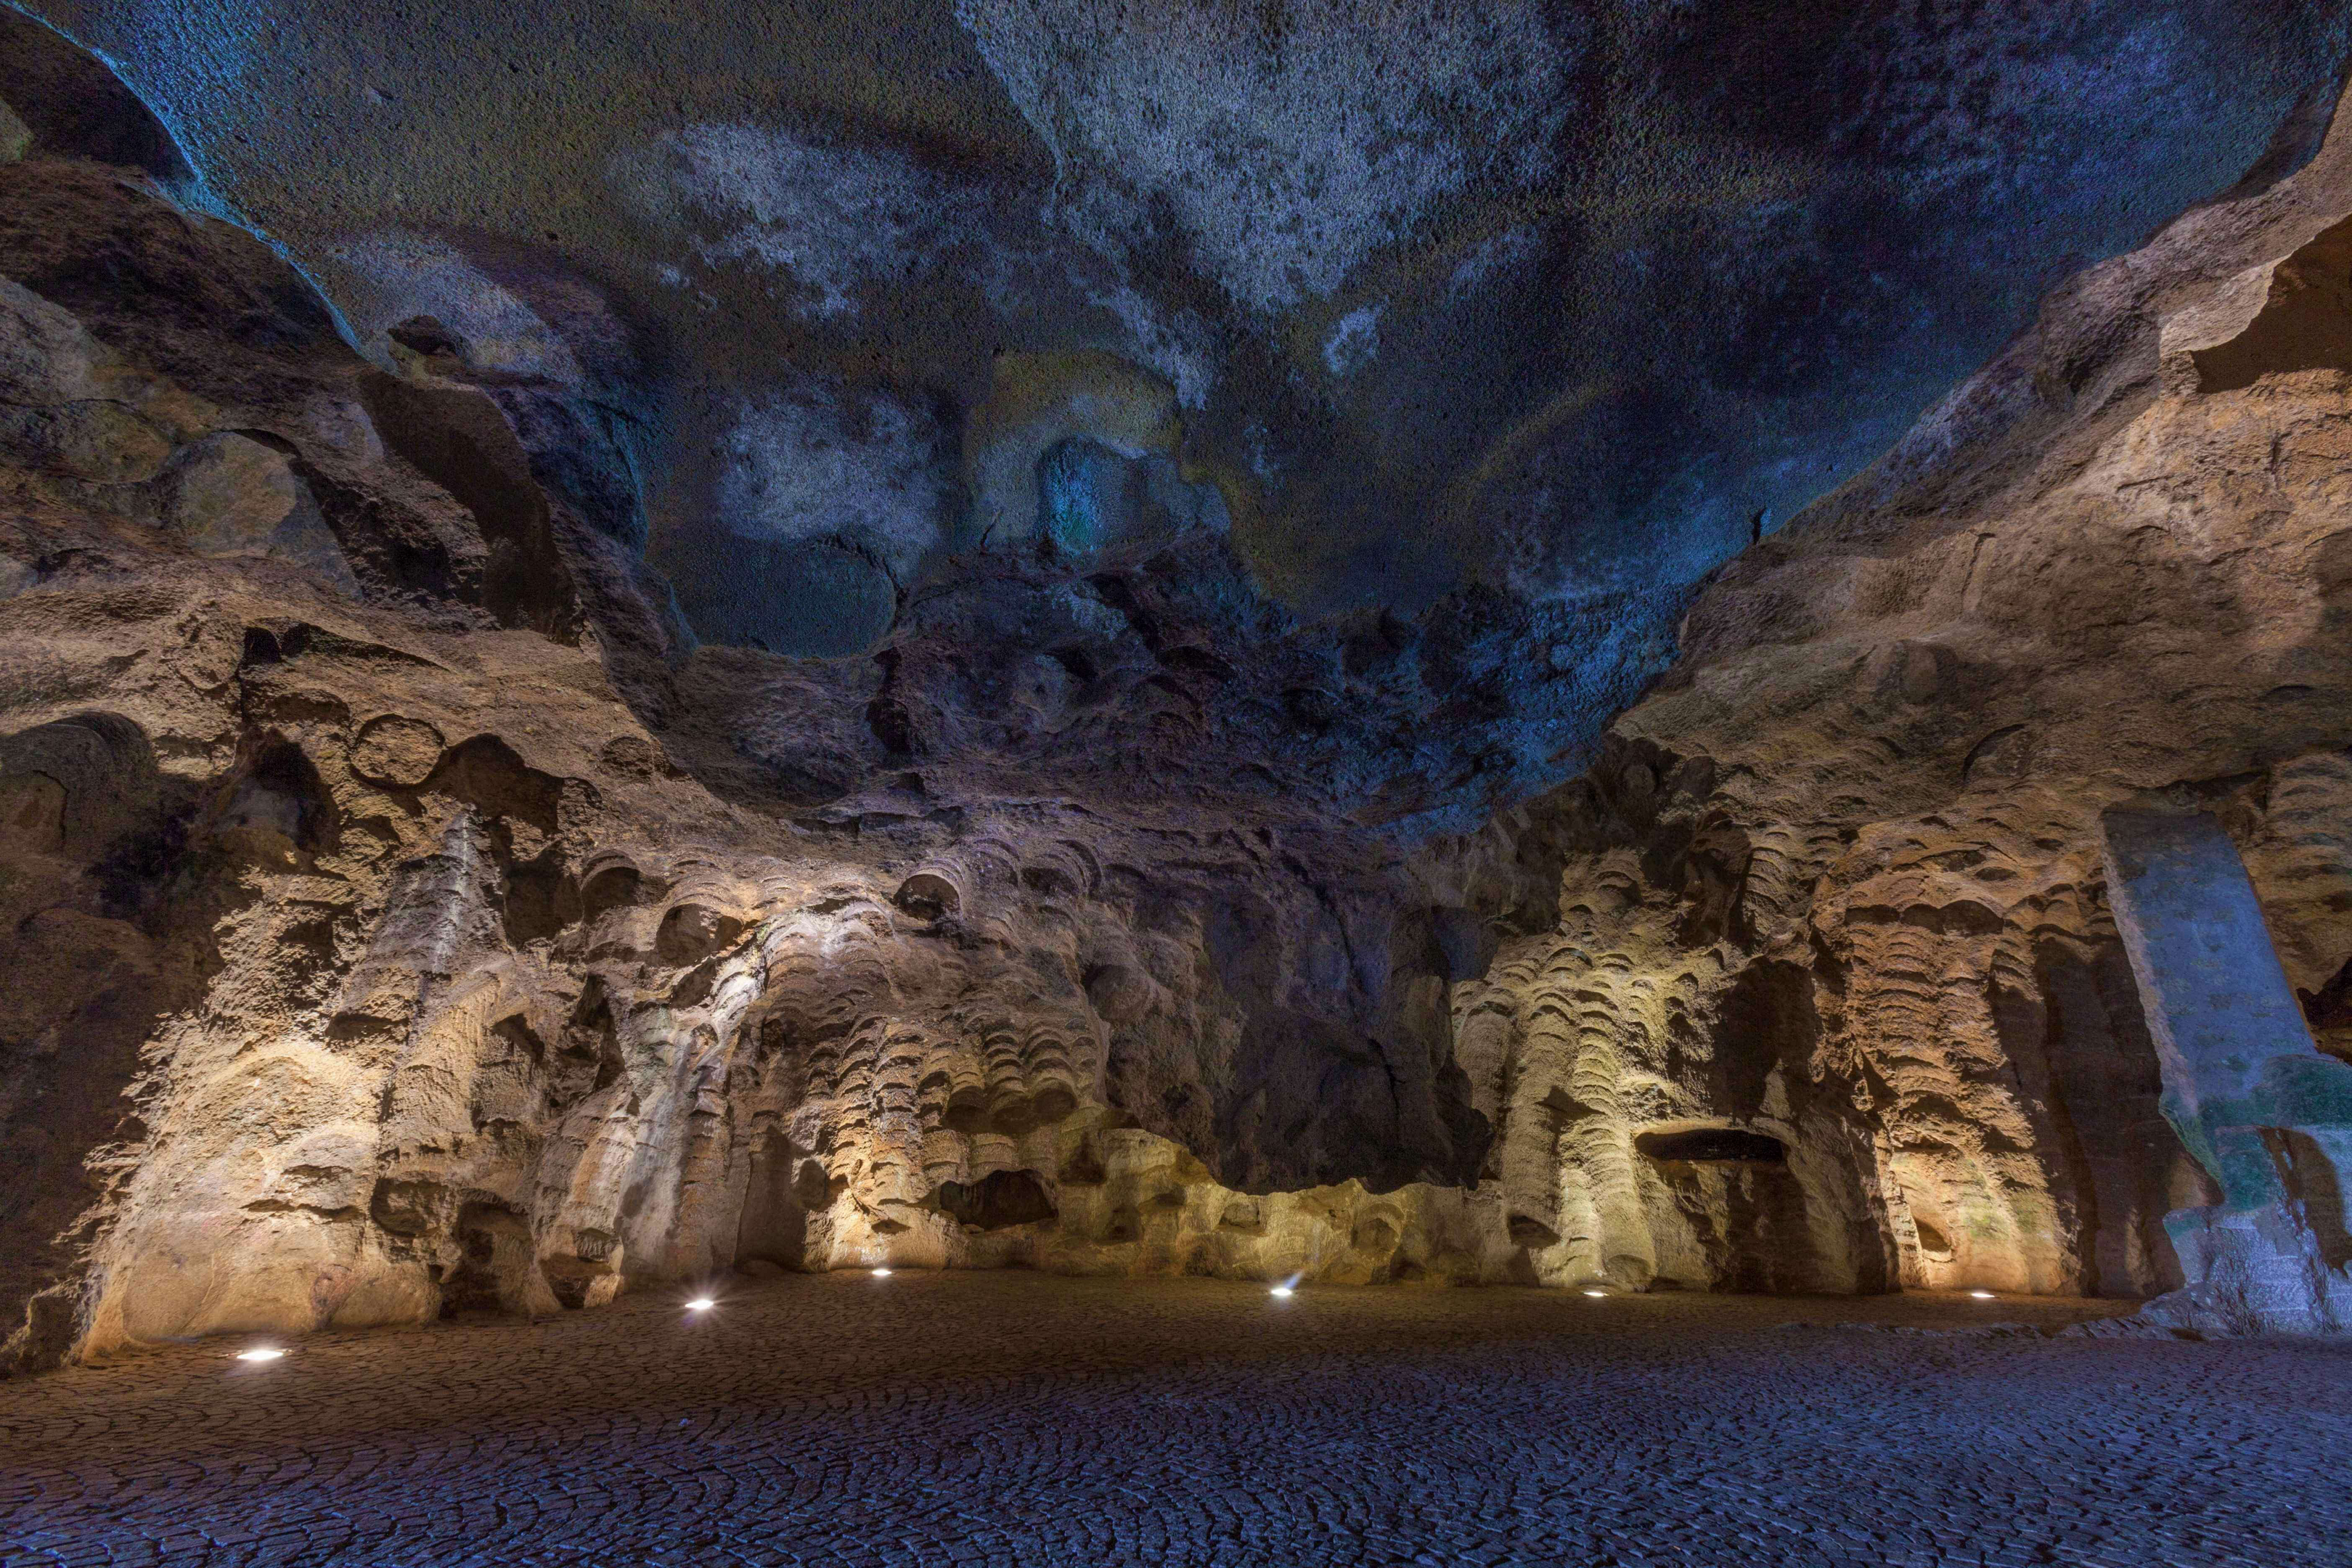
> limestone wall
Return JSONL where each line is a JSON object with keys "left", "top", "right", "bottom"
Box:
{"left": 8, "top": 21, "right": 2352, "bottom": 1373}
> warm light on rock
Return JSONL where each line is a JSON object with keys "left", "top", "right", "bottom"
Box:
{"left": 7, "top": 8, "right": 2352, "bottom": 1563}
{"left": 3, "top": 0, "right": 2352, "bottom": 1389}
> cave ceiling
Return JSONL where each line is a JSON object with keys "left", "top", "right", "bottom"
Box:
{"left": 16, "top": 0, "right": 2351, "bottom": 807}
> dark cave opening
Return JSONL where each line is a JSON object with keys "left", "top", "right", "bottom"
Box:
{"left": 1635, "top": 1127, "right": 1789, "bottom": 1164}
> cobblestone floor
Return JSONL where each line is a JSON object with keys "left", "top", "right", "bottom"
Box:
{"left": 2, "top": 1273, "right": 2348, "bottom": 1567}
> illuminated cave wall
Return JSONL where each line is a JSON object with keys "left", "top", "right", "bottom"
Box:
{"left": 6, "top": 6, "right": 2352, "bottom": 1371}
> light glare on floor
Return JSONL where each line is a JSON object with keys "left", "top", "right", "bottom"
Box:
{"left": 1583, "top": 1289, "right": 1608, "bottom": 1299}
{"left": 235, "top": 1347, "right": 285, "bottom": 1362}
{"left": 1268, "top": 1285, "right": 1294, "bottom": 1298}
{"left": 873, "top": 1267, "right": 892, "bottom": 1278}
{"left": 685, "top": 1297, "right": 716, "bottom": 1311}
{"left": 1969, "top": 1290, "right": 1996, "bottom": 1299}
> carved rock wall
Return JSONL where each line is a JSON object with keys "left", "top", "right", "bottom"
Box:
{"left": 9, "top": 32, "right": 2352, "bottom": 1373}
{"left": 0, "top": 150, "right": 1529, "bottom": 1371}
{"left": 1426, "top": 86, "right": 2352, "bottom": 1331}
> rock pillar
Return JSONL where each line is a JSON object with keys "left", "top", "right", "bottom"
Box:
{"left": 2102, "top": 811, "right": 2352, "bottom": 1334}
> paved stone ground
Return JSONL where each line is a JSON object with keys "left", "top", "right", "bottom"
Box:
{"left": 2, "top": 1274, "right": 2348, "bottom": 1567}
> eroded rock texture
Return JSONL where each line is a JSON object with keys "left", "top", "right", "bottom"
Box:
{"left": 20, "top": 0, "right": 2352, "bottom": 783}
{"left": 1460, "top": 107, "right": 2352, "bottom": 1331}
{"left": 5, "top": 9, "right": 2352, "bottom": 1371}
{"left": 0, "top": 145, "right": 1522, "bottom": 1372}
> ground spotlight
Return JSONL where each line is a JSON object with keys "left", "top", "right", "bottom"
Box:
{"left": 1969, "top": 1290, "right": 1996, "bottom": 1300}
{"left": 235, "top": 1347, "right": 285, "bottom": 1363}
{"left": 685, "top": 1297, "right": 716, "bottom": 1311}
{"left": 873, "top": 1267, "right": 893, "bottom": 1278}
{"left": 1582, "top": 1289, "right": 1608, "bottom": 1299}
{"left": 1269, "top": 1285, "right": 1294, "bottom": 1298}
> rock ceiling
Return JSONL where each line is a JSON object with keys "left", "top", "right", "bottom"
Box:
{"left": 27, "top": 1, "right": 2352, "bottom": 709}
{"left": 4, "top": 1, "right": 2352, "bottom": 1371}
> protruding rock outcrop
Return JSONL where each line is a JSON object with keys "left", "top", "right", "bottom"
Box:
{"left": 1434, "top": 97, "right": 2352, "bottom": 1331}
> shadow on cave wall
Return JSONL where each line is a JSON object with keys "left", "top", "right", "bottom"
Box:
{"left": 0, "top": 714, "right": 281, "bottom": 1368}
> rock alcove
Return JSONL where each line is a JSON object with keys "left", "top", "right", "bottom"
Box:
{"left": 6, "top": 1, "right": 2352, "bottom": 1373}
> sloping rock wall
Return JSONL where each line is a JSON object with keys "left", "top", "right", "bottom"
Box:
{"left": 1431, "top": 90, "right": 2352, "bottom": 1331}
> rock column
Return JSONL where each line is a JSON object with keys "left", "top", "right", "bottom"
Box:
{"left": 2103, "top": 811, "right": 2352, "bottom": 1333}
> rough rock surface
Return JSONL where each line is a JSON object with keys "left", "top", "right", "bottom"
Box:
{"left": 17, "top": 0, "right": 2352, "bottom": 756}
{"left": 0, "top": 143, "right": 1523, "bottom": 1371}
{"left": 4, "top": 10, "right": 2352, "bottom": 1373}
{"left": 1482, "top": 94, "right": 2352, "bottom": 1331}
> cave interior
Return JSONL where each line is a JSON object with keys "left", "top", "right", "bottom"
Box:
{"left": 4, "top": 8, "right": 2352, "bottom": 1548}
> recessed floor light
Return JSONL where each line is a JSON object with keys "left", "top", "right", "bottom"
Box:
{"left": 872, "top": 1267, "right": 892, "bottom": 1278}
{"left": 1969, "top": 1290, "right": 1996, "bottom": 1300}
{"left": 1583, "top": 1289, "right": 1608, "bottom": 1299}
{"left": 685, "top": 1297, "right": 716, "bottom": 1311}
{"left": 1268, "top": 1285, "right": 1294, "bottom": 1298}
{"left": 235, "top": 1347, "right": 285, "bottom": 1363}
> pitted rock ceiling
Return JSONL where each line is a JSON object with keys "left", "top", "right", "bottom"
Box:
{"left": 23, "top": 2, "right": 2352, "bottom": 688}
{"left": 7, "top": 3, "right": 2352, "bottom": 1372}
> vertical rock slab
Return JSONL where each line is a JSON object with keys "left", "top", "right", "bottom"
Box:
{"left": 2102, "top": 811, "right": 2352, "bottom": 1333}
